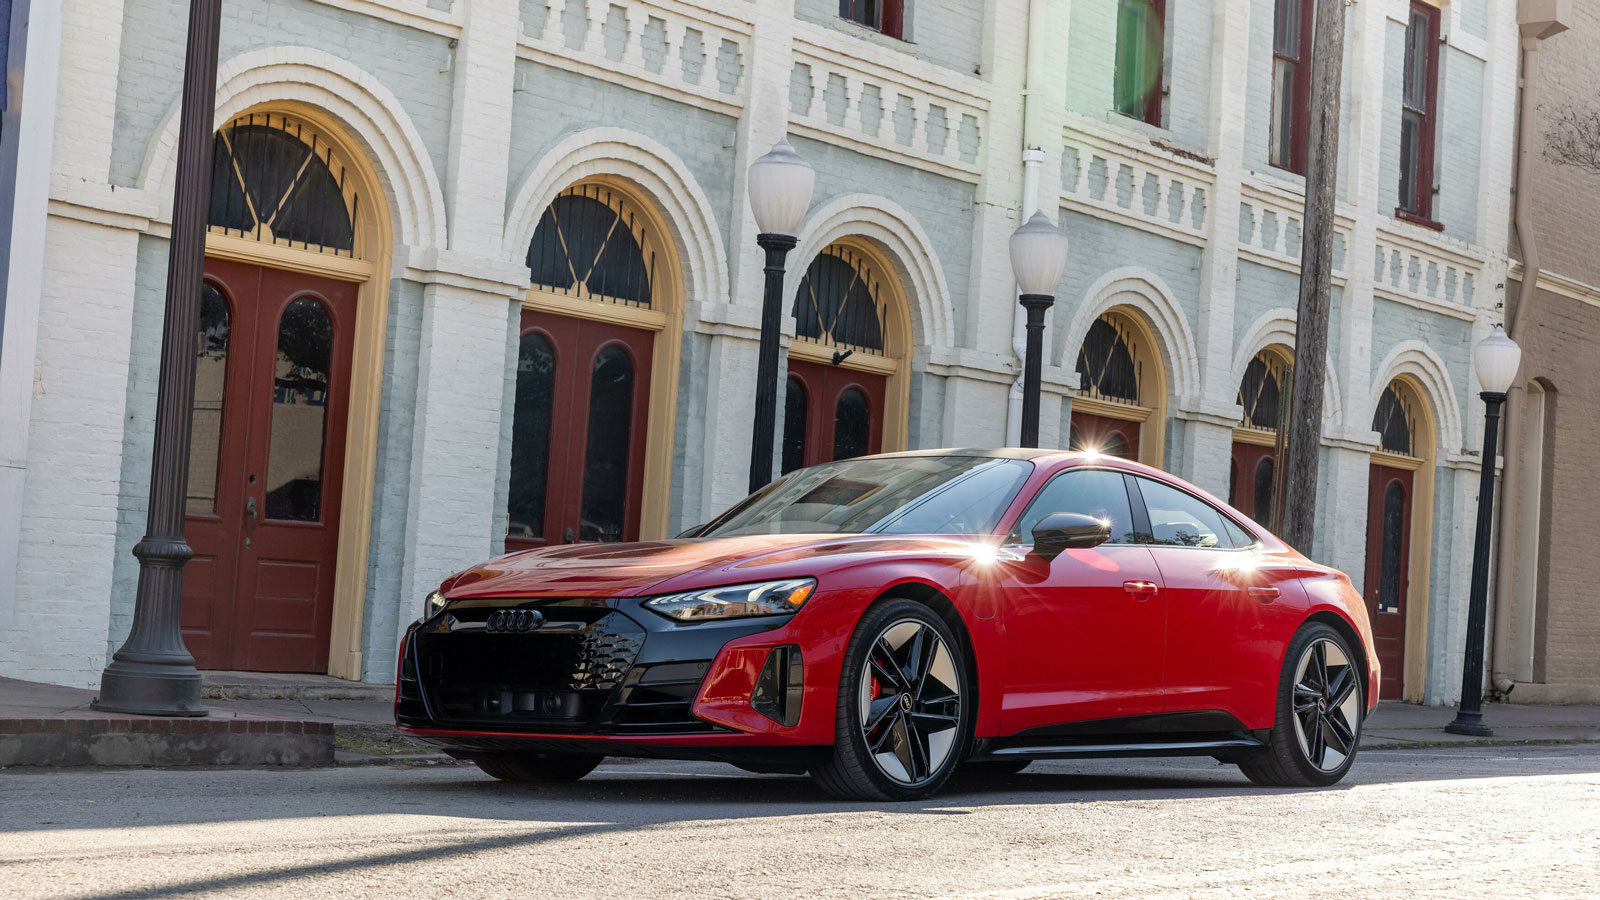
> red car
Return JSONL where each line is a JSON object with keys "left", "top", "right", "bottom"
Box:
{"left": 397, "top": 449, "right": 1378, "bottom": 800}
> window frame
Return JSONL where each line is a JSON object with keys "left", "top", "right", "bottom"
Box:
{"left": 1003, "top": 466, "right": 1141, "bottom": 548}
{"left": 1268, "top": 0, "right": 1314, "bottom": 175}
{"left": 1395, "top": 0, "right": 1443, "bottom": 229}
{"left": 1113, "top": 0, "right": 1167, "bottom": 127}
{"left": 839, "top": 0, "right": 905, "bottom": 41}
{"left": 1126, "top": 474, "right": 1262, "bottom": 551}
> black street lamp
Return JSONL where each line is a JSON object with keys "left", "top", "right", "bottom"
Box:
{"left": 93, "top": 0, "right": 222, "bottom": 716}
{"left": 745, "top": 137, "right": 815, "bottom": 494}
{"left": 1008, "top": 211, "right": 1070, "bottom": 448}
{"left": 1446, "top": 323, "right": 1523, "bottom": 736}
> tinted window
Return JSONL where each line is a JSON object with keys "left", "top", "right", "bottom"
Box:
{"left": 700, "top": 456, "right": 1032, "bottom": 538}
{"left": 1009, "top": 469, "right": 1135, "bottom": 546}
{"left": 1134, "top": 477, "right": 1250, "bottom": 549}
{"left": 577, "top": 345, "right": 634, "bottom": 542}
{"left": 833, "top": 387, "right": 870, "bottom": 460}
{"left": 265, "top": 297, "right": 332, "bottom": 521}
{"left": 507, "top": 331, "right": 555, "bottom": 539}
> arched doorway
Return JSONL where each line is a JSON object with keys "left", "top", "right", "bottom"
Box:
{"left": 1363, "top": 376, "right": 1434, "bottom": 700}
{"left": 781, "top": 242, "right": 911, "bottom": 472}
{"left": 1229, "top": 347, "right": 1292, "bottom": 527}
{"left": 181, "top": 110, "right": 385, "bottom": 673}
{"left": 1069, "top": 309, "right": 1166, "bottom": 465}
{"left": 505, "top": 181, "right": 681, "bottom": 549}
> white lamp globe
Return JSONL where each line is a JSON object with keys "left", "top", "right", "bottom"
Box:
{"left": 1009, "top": 211, "right": 1070, "bottom": 296}
{"left": 747, "top": 137, "right": 815, "bottom": 236}
{"left": 1473, "top": 324, "right": 1522, "bottom": 395}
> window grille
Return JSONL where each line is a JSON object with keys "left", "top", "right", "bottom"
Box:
{"left": 792, "top": 245, "right": 887, "bottom": 356}
{"left": 208, "top": 113, "right": 359, "bottom": 257}
{"left": 1238, "top": 352, "right": 1290, "bottom": 431}
{"left": 1075, "top": 315, "right": 1142, "bottom": 405}
{"left": 526, "top": 184, "right": 656, "bottom": 309}
{"left": 1372, "top": 383, "right": 1418, "bottom": 456}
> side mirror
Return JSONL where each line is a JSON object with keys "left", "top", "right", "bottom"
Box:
{"left": 1032, "top": 513, "right": 1111, "bottom": 560}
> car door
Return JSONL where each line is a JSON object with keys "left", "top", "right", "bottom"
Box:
{"left": 988, "top": 467, "right": 1168, "bottom": 735}
{"left": 1127, "top": 475, "right": 1304, "bottom": 729}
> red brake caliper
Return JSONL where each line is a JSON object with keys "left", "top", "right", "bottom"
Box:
{"left": 869, "top": 675, "right": 882, "bottom": 699}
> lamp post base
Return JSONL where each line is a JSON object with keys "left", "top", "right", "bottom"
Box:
{"left": 93, "top": 659, "right": 206, "bottom": 717}
{"left": 1444, "top": 712, "right": 1493, "bottom": 737}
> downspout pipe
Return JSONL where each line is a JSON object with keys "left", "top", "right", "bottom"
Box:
{"left": 1489, "top": 34, "right": 1547, "bottom": 694}
{"left": 1007, "top": 0, "right": 1051, "bottom": 447}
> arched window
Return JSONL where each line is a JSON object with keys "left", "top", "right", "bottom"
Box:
{"left": 1238, "top": 352, "right": 1288, "bottom": 431}
{"left": 1075, "top": 315, "right": 1141, "bottom": 404}
{"left": 526, "top": 184, "right": 656, "bottom": 308}
{"left": 782, "top": 376, "right": 808, "bottom": 475}
{"left": 792, "top": 245, "right": 886, "bottom": 355}
{"left": 833, "top": 387, "right": 871, "bottom": 460}
{"left": 578, "top": 345, "right": 637, "bottom": 542}
{"left": 208, "top": 113, "right": 360, "bottom": 256}
{"left": 1372, "top": 382, "right": 1418, "bottom": 456}
{"left": 265, "top": 296, "right": 335, "bottom": 522}
{"left": 507, "top": 331, "right": 557, "bottom": 540}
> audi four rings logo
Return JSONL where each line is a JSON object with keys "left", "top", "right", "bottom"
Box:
{"left": 485, "top": 608, "right": 545, "bottom": 632}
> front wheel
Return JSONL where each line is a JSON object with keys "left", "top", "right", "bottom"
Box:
{"left": 811, "top": 600, "right": 971, "bottom": 801}
{"left": 1239, "top": 623, "right": 1364, "bottom": 787}
{"left": 472, "top": 750, "right": 604, "bottom": 783}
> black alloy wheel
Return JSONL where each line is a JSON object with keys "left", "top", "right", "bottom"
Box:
{"left": 812, "top": 599, "right": 970, "bottom": 800}
{"left": 1240, "top": 622, "right": 1364, "bottom": 787}
{"left": 472, "top": 750, "right": 605, "bottom": 783}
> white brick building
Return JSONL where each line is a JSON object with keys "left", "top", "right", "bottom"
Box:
{"left": 0, "top": 0, "right": 1519, "bottom": 704}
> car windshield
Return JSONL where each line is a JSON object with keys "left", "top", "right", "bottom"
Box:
{"left": 697, "top": 456, "right": 1034, "bottom": 537}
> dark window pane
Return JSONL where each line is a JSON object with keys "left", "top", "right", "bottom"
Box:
{"left": 1378, "top": 480, "right": 1407, "bottom": 612}
{"left": 782, "top": 376, "right": 808, "bottom": 474}
{"left": 1238, "top": 355, "right": 1282, "bottom": 429}
{"left": 1010, "top": 469, "right": 1136, "bottom": 546}
{"left": 1270, "top": 58, "right": 1296, "bottom": 169}
{"left": 1228, "top": 458, "right": 1239, "bottom": 507}
{"left": 209, "top": 120, "right": 354, "bottom": 252}
{"left": 840, "top": 0, "right": 880, "bottom": 29}
{"left": 833, "top": 388, "right": 870, "bottom": 461}
{"left": 578, "top": 345, "right": 635, "bottom": 542}
{"left": 1372, "top": 384, "right": 1416, "bottom": 455}
{"left": 527, "top": 188, "right": 653, "bottom": 307}
{"left": 186, "top": 283, "right": 231, "bottom": 515}
{"left": 265, "top": 297, "right": 333, "bottom": 521}
{"left": 1252, "top": 457, "right": 1275, "bottom": 525}
{"left": 1135, "top": 477, "right": 1232, "bottom": 548}
{"left": 1075, "top": 316, "right": 1141, "bottom": 404}
{"left": 1273, "top": 0, "right": 1301, "bottom": 57}
{"left": 792, "top": 248, "right": 885, "bottom": 353}
{"left": 1399, "top": 112, "right": 1421, "bottom": 212}
{"left": 1404, "top": 9, "right": 1429, "bottom": 109}
{"left": 507, "top": 332, "right": 556, "bottom": 539}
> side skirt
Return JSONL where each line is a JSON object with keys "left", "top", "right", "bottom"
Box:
{"left": 970, "top": 735, "right": 1267, "bottom": 761}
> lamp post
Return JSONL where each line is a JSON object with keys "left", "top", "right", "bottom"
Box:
{"left": 745, "top": 137, "right": 815, "bottom": 494}
{"left": 92, "top": 0, "right": 222, "bottom": 716}
{"left": 1446, "top": 324, "right": 1522, "bottom": 736}
{"left": 1008, "top": 212, "right": 1070, "bottom": 448}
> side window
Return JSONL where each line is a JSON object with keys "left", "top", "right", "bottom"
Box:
{"left": 1133, "top": 477, "right": 1249, "bottom": 549}
{"left": 1008, "top": 469, "right": 1135, "bottom": 546}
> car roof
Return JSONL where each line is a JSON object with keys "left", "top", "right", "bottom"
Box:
{"left": 863, "top": 447, "right": 1156, "bottom": 472}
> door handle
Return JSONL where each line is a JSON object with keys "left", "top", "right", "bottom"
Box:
{"left": 1123, "top": 580, "right": 1159, "bottom": 599}
{"left": 1246, "top": 585, "right": 1280, "bottom": 604}
{"left": 244, "top": 495, "right": 258, "bottom": 548}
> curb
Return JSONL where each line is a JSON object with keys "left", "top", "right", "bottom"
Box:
{"left": 0, "top": 717, "right": 335, "bottom": 768}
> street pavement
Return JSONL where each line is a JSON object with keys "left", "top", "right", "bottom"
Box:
{"left": 2, "top": 744, "right": 1597, "bottom": 899}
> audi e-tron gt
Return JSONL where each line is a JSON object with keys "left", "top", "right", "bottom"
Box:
{"left": 397, "top": 449, "right": 1378, "bottom": 800}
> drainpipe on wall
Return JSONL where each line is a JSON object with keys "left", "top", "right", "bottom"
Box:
{"left": 1490, "top": 10, "right": 1567, "bottom": 694}
{"left": 1007, "top": 0, "right": 1051, "bottom": 447}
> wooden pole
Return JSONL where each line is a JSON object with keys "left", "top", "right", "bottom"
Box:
{"left": 1280, "top": 0, "right": 1345, "bottom": 552}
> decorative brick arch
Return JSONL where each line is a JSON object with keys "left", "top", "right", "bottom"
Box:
{"left": 1058, "top": 267, "right": 1202, "bottom": 409}
{"left": 1231, "top": 308, "right": 1345, "bottom": 425}
{"left": 138, "top": 46, "right": 447, "bottom": 249}
{"left": 788, "top": 193, "right": 957, "bottom": 353}
{"left": 504, "top": 128, "right": 729, "bottom": 309}
{"left": 1369, "top": 341, "right": 1464, "bottom": 457}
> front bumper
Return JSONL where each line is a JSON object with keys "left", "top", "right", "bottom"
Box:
{"left": 395, "top": 595, "right": 831, "bottom": 757}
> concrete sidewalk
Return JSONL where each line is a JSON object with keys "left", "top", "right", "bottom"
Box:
{"left": 3, "top": 675, "right": 1598, "bottom": 768}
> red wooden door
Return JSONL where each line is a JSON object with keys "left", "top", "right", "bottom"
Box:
{"left": 1068, "top": 410, "right": 1141, "bottom": 460}
{"left": 505, "top": 309, "right": 652, "bottom": 551}
{"left": 1229, "top": 441, "right": 1277, "bottom": 526}
{"left": 782, "top": 357, "right": 886, "bottom": 473}
{"left": 181, "top": 258, "right": 357, "bottom": 672}
{"left": 1362, "top": 464, "right": 1414, "bottom": 699}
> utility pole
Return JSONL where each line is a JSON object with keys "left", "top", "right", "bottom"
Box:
{"left": 1279, "top": 0, "right": 1345, "bottom": 552}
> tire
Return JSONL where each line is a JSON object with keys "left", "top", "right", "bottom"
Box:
{"left": 472, "top": 750, "right": 604, "bottom": 783}
{"left": 811, "top": 599, "right": 972, "bottom": 801}
{"left": 1239, "top": 622, "right": 1364, "bottom": 787}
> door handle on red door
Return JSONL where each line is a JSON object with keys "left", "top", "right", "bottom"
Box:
{"left": 1123, "top": 580, "right": 1159, "bottom": 599}
{"left": 1246, "top": 586, "right": 1280, "bottom": 603}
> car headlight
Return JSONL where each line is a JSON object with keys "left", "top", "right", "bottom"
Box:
{"left": 425, "top": 589, "right": 447, "bottom": 617}
{"left": 644, "top": 578, "right": 817, "bottom": 622}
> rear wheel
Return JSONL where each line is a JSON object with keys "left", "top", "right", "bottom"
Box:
{"left": 472, "top": 751, "right": 604, "bottom": 783}
{"left": 812, "top": 600, "right": 971, "bottom": 801}
{"left": 1239, "top": 623, "right": 1364, "bottom": 787}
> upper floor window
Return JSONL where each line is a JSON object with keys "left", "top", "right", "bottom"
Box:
{"left": 839, "top": 0, "right": 904, "bottom": 40}
{"left": 1114, "top": 0, "right": 1166, "bottom": 126}
{"left": 1269, "top": 0, "right": 1313, "bottom": 174}
{"left": 1397, "top": 1, "right": 1441, "bottom": 227}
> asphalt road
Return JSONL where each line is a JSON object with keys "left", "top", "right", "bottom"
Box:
{"left": 3, "top": 745, "right": 1598, "bottom": 900}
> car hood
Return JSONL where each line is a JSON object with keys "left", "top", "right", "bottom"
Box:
{"left": 440, "top": 533, "right": 986, "bottom": 600}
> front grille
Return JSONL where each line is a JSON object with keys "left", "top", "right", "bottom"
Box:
{"left": 606, "top": 661, "right": 715, "bottom": 734}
